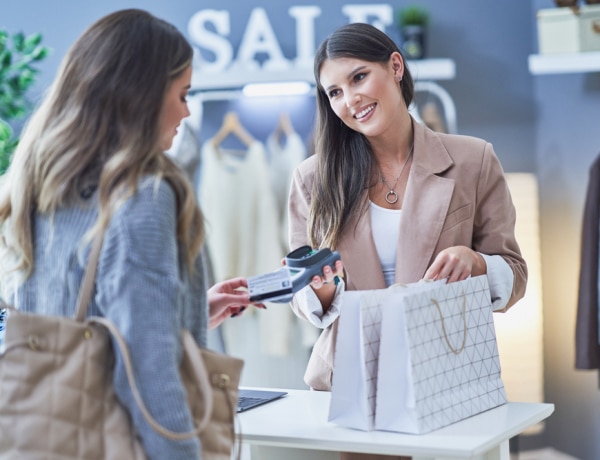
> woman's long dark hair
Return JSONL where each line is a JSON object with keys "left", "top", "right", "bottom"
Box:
{"left": 309, "top": 22, "right": 414, "bottom": 249}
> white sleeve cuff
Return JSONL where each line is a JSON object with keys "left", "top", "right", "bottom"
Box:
{"left": 481, "top": 254, "right": 514, "bottom": 311}
{"left": 294, "top": 278, "right": 345, "bottom": 329}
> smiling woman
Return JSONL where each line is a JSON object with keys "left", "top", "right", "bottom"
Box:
{"left": 286, "top": 22, "right": 527, "bottom": 460}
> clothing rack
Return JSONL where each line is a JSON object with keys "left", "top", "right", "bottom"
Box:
{"left": 190, "top": 80, "right": 457, "bottom": 135}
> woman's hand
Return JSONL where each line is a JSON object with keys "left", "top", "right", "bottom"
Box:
{"left": 423, "top": 246, "right": 486, "bottom": 283}
{"left": 309, "top": 259, "right": 344, "bottom": 290}
{"left": 207, "top": 277, "right": 265, "bottom": 329}
{"left": 307, "top": 259, "right": 344, "bottom": 315}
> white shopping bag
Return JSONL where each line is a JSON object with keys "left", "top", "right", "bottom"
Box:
{"left": 375, "top": 275, "right": 507, "bottom": 434}
{"left": 328, "top": 280, "right": 447, "bottom": 431}
{"left": 327, "top": 290, "right": 386, "bottom": 430}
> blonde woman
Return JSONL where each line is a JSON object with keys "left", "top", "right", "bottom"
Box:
{"left": 0, "top": 9, "right": 257, "bottom": 459}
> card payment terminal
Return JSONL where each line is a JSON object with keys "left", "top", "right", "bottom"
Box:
{"left": 247, "top": 246, "right": 341, "bottom": 303}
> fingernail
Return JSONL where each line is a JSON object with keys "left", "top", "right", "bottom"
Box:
{"left": 231, "top": 307, "right": 246, "bottom": 318}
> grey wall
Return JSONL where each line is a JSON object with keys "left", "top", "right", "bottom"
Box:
{"left": 3, "top": 1, "right": 600, "bottom": 458}
{"left": 530, "top": 1, "right": 600, "bottom": 459}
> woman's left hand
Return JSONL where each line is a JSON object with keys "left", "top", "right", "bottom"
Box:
{"left": 423, "top": 245, "right": 487, "bottom": 283}
{"left": 207, "top": 277, "right": 265, "bottom": 329}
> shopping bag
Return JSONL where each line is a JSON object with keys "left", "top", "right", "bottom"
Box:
{"left": 328, "top": 280, "right": 447, "bottom": 431}
{"left": 375, "top": 275, "right": 507, "bottom": 434}
{"left": 327, "top": 290, "right": 388, "bottom": 430}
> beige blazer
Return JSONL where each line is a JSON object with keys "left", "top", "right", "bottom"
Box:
{"left": 288, "top": 120, "right": 527, "bottom": 391}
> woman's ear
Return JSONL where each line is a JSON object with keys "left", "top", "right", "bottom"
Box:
{"left": 390, "top": 51, "right": 405, "bottom": 80}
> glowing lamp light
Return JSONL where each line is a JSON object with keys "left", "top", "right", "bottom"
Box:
{"left": 242, "top": 81, "right": 312, "bottom": 97}
{"left": 495, "top": 173, "right": 545, "bottom": 435}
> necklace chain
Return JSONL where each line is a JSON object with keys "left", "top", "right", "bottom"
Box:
{"left": 379, "top": 144, "right": 414, "bottom": 204}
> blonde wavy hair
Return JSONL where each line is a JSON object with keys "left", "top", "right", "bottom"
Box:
{"left": 0, "top": 9, "right": 204, "bottom": 280}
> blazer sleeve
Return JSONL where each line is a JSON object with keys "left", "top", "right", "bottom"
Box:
{"left": 473, "top": 142, "right": 527, "bottom": 311}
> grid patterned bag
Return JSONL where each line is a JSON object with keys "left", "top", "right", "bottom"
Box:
{"left": 375, "top": 275, "right": 506, "bottom": 434}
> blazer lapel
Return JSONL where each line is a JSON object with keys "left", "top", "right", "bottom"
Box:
{"left": 396, "top": 121, "right": 455, "bottom": 283}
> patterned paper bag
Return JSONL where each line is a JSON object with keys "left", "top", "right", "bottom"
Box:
{"left": 375, "top": 275, "right": 507, "bottom": 434}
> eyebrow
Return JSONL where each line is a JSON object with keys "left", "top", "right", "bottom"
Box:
{"left": 324, "top": 65, "right": 369, "bottom": 92}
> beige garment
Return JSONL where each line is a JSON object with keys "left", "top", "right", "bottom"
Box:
{"left": 288, "top": 119, "right": 527, "bottom": 390}
{"left": 198, "top": 140, "right": 292, "bottom": 357}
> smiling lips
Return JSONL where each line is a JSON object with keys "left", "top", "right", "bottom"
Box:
{"left": 354, "top": 103, "right": 376, "bottom": 120}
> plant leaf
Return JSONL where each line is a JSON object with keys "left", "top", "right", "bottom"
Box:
{"left": 12, "top": 32, "right": 25, "bottom": 52}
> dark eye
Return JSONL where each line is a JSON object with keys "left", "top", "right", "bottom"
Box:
{"left": 353, "top": 72, "right": 367, "bottom": 83}
{"left": 328, "top": 88, "right": 341, "bottom": 98}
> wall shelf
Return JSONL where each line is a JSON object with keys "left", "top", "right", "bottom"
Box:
{"left": 529, "top": 52, "right": 600, "bottom": 75}
{"left": 191, "top": 58, "right": 455, "bottom": 91}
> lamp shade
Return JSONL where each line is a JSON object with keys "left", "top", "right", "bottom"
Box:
{"left": 494, "top": 173, "right": 545, "bottom": 435}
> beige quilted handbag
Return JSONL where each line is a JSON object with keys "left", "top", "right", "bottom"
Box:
{"left": 0, "top": 233, "right": 243, "bottom": 460}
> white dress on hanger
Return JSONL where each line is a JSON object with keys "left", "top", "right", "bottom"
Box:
{"left": 198, "top": 140, "right": 294, "bottom": 358}
{"left": 266, "top": 131, "right": 307, "bottom": 253}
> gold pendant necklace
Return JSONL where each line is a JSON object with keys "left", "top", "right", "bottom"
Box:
{"left": 379, "top": 144, "right": 414, "bottom": 204}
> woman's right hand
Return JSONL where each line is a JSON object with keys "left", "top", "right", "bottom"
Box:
{"left": 207, "top": 277, "right": 265, "bottom": 329}
{"left": 309, "top": 259, "right": 344, "bottom": 290}
{"left": 308, "top": 260, "right": 344, "bottom": 315}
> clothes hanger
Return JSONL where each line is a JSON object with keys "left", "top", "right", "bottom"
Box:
{"left": 276, "top": 112, "right": 295, "bottom": 136}
{"left": 272, "top": 112, "right": 296, "bottom": 147}
{"left": 212, "top": 111, "right": 255, "bottom": 149}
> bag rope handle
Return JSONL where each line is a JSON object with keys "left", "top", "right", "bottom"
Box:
{"left": 431, "top": 292, "right": 467, "bottom": 355}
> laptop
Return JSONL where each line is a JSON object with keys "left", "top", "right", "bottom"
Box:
{"left": 236, "top": 389, "right": 288, "bottom": 413}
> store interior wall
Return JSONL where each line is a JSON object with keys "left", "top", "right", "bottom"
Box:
{"left": 530, "top": 2, "right": 600, "bottom": 459}
{"left": 3, "top": 0, "right": 600, "bottom": 458}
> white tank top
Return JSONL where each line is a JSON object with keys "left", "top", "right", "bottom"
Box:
{"left": 369, "top": 201, "right": 402, "bottom": 287}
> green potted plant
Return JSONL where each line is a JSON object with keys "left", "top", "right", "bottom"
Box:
{"left": 397, "top": 5, "right": 430, "bottom": 60}
{"left": 0, "top": 29, "right": 50, "bottom": 175}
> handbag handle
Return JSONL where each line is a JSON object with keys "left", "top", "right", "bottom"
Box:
{"left": 92, "top": 316, "right": 214, "bottom": 440}
{"left": 74, "top": 232, "right": 104, "bottom": 322}
{"left": 431, "top": 293, "right": 467, "bottom": 355}
{"left": 74, "top": 231, "right": 217, "bottom": 440}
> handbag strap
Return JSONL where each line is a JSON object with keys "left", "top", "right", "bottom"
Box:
{"left": 92, "top": 317, "right": 214, "bottom": 440}
{"left": 76, "top": 231, "right": 219, "bottom": 441}
{"left": 74, "top": 231, "right": 104, "bottom": 322}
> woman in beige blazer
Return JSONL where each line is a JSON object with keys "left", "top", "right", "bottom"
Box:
{"left": 287, "top": 24, "right": 526, "bottom": 459}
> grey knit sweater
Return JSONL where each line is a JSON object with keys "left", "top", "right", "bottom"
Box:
{"left": 8, "top": 177, "right": 208, "bottom": 459}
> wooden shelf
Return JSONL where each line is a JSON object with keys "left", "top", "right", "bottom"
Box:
{"left": 191, "top": 58, "right": 455, "bottom": 91}
{"left": 529, "top": 52, "right": 600, "bottom": 75}
{"left": 408, "top": 58, "right": 456, "bottom": 81}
